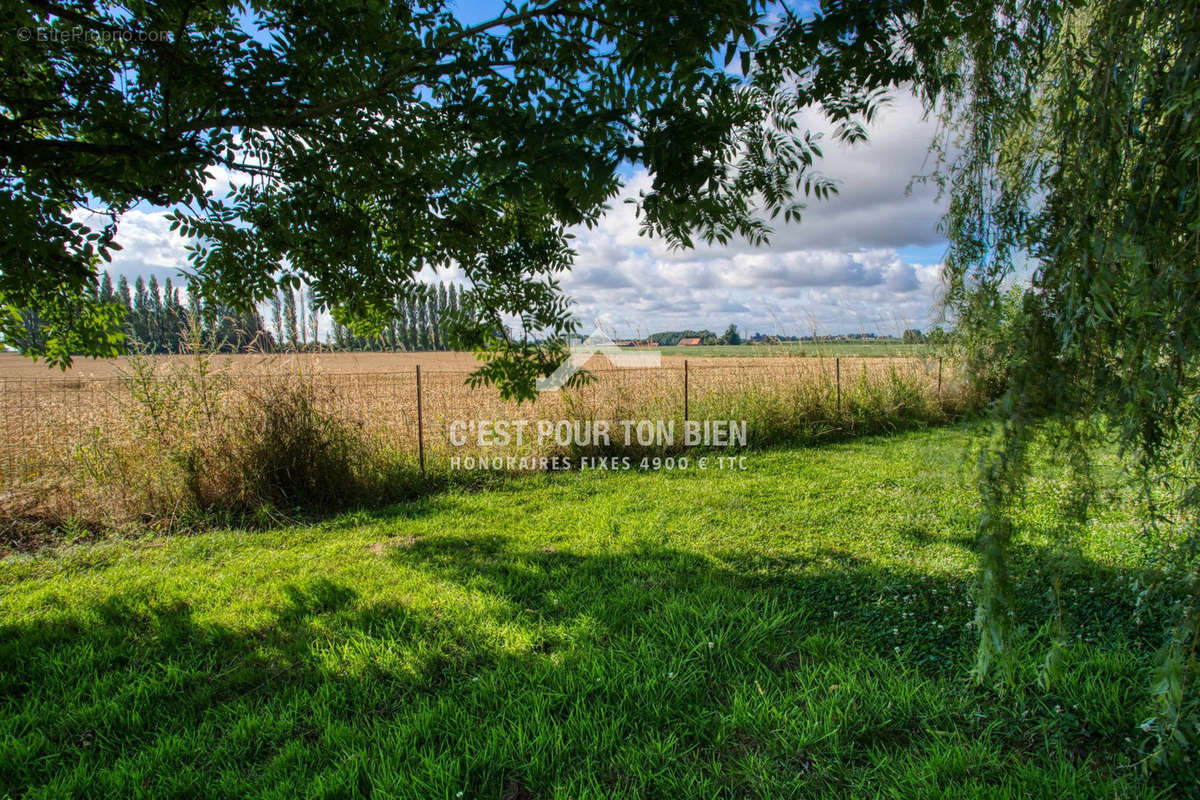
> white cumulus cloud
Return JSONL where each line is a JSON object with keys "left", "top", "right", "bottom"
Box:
{"left": 564, "top": 92, "right": 949, "bottom": 337}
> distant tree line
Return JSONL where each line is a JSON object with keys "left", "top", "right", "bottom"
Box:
{"left": 644, "top": 326, "right": 741, "bottom": 346}
{"left": 98, "top": 271, "right": 271, "bottom": 353}
{"left": 5, "top": 274, "right": 474, "bottom": 356}
{"left": 123, "top": 274, "right": 474, "bottom": 353}
{"left": 12, "top": 277, "right": 947, "bottom": 356}
{"left": 645, "top": 328, "right": 944, "bottom": 347}
{"left": 647, "top": 330, "right": 719, "bottom": 346}
{"left": 648, "top": 328, "right": 955, "bottom": 347}
{"left": 901, "top": 327, "right": 949, "bottom": 345}
{"left": 325, "top": 282, "right": 466, "bottom": 352}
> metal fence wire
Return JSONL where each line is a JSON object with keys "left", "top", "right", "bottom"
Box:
{"left": 0, "top": 356, "right": 962, "bottom": 483}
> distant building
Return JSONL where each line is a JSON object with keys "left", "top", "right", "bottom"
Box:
{"left": 677, "top": 337, "right": 702, "bottom": 346}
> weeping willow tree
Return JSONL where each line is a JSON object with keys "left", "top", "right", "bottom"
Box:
{"left": 760, "top": 0, "right": 1199, "bottom": 764}
{"left": 929, "top": 0, "right": 1200, "bottom": 763}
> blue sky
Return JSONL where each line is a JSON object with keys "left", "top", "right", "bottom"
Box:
{"left": 451, "top": 0, "right": 508, "bottom": 24}
{"left": 95, "top": 2, "right": 950, "bottom": 339}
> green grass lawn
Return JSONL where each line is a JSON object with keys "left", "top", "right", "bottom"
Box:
{"left": 660, "top": 341, "right": 933, "bottom": 358}
{"left": 0, "top": 426, "right": 1182, "bottom": 798}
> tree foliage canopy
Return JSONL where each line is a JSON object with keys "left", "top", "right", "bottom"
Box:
{"left": 944, "top": 0, "right": 1200, "bottom": 762}
{"left": 906, "top": 0, "right": 1199, "bottom": 763}
{"left": 749, "top": 0, "right": 1200, "bottom": 763}
{"left": 1, "top": 0, "right": 859, "bottom": 396}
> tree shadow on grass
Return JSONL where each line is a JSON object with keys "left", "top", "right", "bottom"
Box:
{"left": 0, "top": 532, "right": 1182, "bottom": 799}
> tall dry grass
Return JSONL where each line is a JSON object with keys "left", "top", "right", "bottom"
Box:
{"left": 0, "top": 353, "right": 425, "bottom": 541}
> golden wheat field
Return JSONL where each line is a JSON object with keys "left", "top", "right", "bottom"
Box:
{"left": 0, "top": 349, "right": 967, "bottom": 489}
{"left": 0, "top": 350, "right": 484, "bottom": 378}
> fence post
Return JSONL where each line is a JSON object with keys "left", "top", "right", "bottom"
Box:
{"left": 937, "top": 356, "right": 943, "bottom": 406}
{"left": 2, "top": 380, "right": 10, "bottom": 485}
{"left": 835, "top": 357, "right": 841, "bottom": 418}
{"left": 683, "top": 359, "right": 689, "bottom": 422}
{"left": 416, "top": 364, "right": 425, "bottom": 473}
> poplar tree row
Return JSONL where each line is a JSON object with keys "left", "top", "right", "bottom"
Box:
{"left": 324, "top": 282, "right": 466, "bottom": 352}
{"left": 74, "top": 273, "right": 471, "bottom": 354}
{"left": 97, "top": 272, "right": 269, "bottom": 354}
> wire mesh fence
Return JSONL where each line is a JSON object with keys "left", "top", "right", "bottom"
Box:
{"left": 0, "top": 355, "right": 966, "bottom": 485}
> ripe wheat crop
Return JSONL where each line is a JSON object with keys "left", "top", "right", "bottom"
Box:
{"left": 0, "top": 352, "right": 974, "bottom": 537}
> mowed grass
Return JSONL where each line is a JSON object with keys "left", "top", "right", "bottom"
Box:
{"left": 0, "top": 426, "right": 1181, "bottom": 798}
